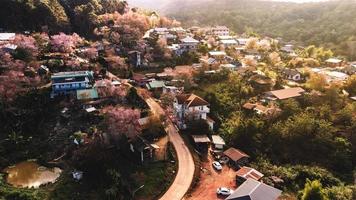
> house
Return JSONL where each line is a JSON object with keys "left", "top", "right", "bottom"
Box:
{"left": 173, "top": 94, "right": 212, "bottom": 129}
{"left": 280, "top": 44, "right": 294, "bottom": 53}
{"left": 146, "top": 80, "right": 165, "bottom": 91}
{"left": 342, "top": 63, "right": 356, "bottom": 75}
{"left": 264, "top": 87, "right": 305, "bottom": 101}
{"left": 179, "top": 36, "right": 199, "bottom": 53}
{"left": 208, "top": 51, "right": 227, "bottom": 59}
{"left": 282, "top": 68, "right": 301, "bottom": 81}
{"left": 191, "top": 135, "right": 211, "bottom": 152}
{"left": 236, "top": 38, "right": 248, "bottom": 46}
{"left": 132, "top": 73, "right": 148, "bottom": 87}
{"left": 51, "top": 71, "right": 94, "bottom": 98}
{"left": 218, "top": 35, "right": 235, "bottom": 40}
{"left": 129, "top": 136, "right": 158, "bottom": 164}
{"left": 254, "top": 104, "right": 281, "bottom": 118}
{"left": 225, "top": 178, "right": 282, "bottom": 200}
{"left": 220, "top": 39, "right": 238, "bottom": 47}
{"left": 249, "top": 74, "right": 273, "bottom": 86}
{"left": 163, "top": 86, "right": 182, "bottom": 95}
{"left": 325, "top": 58, "right": 343, "bottom": 67}
{"left": 128, "top": 51, "right": 142, "bottom": 68}
{"left": 324, "top": 71, "right": 349, "bottom": 82}
{"left": 1, "top": 43, "right": 17, "bottom": 52}
{"left": 200, "top": 57, "right": 219, "bottom": 67}
{"left": 220, "top": 64, "right": 238, "bottom": 71}
{"left": 236, "top": 167, "right": 264, "bottom": 184}
{"left": 211, "top": 26, "right": 230, "bottom": 36}
{"left": 152, "top": 27, "right": 169, "bottom": 36}
{"left": 223, "top": 147, "right": 250, "bottom": 168}
{"left": 0, "top": 33, "right": 15, "bottom": 42}
{"left": 211, "top": 135, "right": 226, "bottom": 150}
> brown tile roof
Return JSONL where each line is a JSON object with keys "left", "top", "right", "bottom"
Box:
{"left": 176, "top": 94, "right": 209, "bottom": 107}
{"left": 266, "top": 87, "right": 305, "bottom": 100}
{"left": 186, "top": 94, "right": 209, "bottom": 107}
{"left": 236, "top": 166, "right": 264, "bottom": 181}
{"left": 223, "top": 147, "right": 249, "bottom": 162}
{"left": 176, "top": 94, "right": 190, "bottom": 104}
{"left": 243, "top": 102, "right": 256, "bottom": 110}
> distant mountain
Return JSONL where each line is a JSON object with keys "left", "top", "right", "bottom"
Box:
{"left": 163, "top": 0, "right": 356, "bottom": 60}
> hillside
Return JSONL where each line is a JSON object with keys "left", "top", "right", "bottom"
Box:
{"left": 165, "top": 0, "right": 356, "bottom": 60}
{"left": 0, "top": 0, "right": 71, "bottom": 32}
{"left": 0, "top": 0, "right": 127, "bottom": 37}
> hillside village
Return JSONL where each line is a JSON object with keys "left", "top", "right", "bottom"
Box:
{"left": 0, "top": 2, "right": 355, "bottom": 200}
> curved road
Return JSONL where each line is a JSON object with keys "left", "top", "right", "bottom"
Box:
{"left": 145, "top": 98, "right": 195, "bottom": 200}
{"left": 106, "top": 72, "right": 195, "bottom": 200}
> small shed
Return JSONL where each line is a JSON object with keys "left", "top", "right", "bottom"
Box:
{"left": 191, "top": 135, "right": 211, "bottom": 152}
{"left": 236, "top": 166, "right": 264, "bottom": 184}
{"left": 223, "top": 147, "right": 250, "bottom": 169}
{"left": 211, "top": 135, "right": 225, "bottom": 150}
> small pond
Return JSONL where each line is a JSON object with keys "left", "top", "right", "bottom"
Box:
{"left": 3, "top": 161, "right": 62, "bottom": 188}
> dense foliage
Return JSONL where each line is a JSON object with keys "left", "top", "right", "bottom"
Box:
{"left": 167, "top": 0, "right": 356, "bottom": 60}
{"left": 0, "top": 0, "right": 127, "bottom": 37}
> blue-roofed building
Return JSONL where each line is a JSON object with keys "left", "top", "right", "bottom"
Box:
{"left": 51, "top": 71, "right": 94, "bottom": 98}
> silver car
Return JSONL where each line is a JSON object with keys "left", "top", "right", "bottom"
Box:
{"left": 212, "top": 161, "right": 223, "bottom": 171}
{"left": 217, "top": 187, "right": 233, "bottom": 196}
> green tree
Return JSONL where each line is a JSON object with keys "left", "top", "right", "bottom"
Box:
{"left": 300, "top": 179, "right": 328, "bottom": 200}
{"left": 344, "top": 75, "right": 356, "bottom": 96}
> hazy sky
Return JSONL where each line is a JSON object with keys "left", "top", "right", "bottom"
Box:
{"left": 269, "top": 0, "right": 329, "bottom": 2}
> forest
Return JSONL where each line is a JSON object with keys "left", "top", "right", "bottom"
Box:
{"left": 165, "top": 0, "right": 356, "bottom": 60}
{"left": 0, "top": 0, "right": 127, "bottom": 37}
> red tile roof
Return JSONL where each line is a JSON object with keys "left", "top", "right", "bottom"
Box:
{"left": 236, "top": 166, "right": 264, "bottom": 181}
{"left": 223, "top": 147, "right": 249, "bottom": 162}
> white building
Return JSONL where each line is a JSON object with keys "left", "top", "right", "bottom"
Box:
{"left": 282, "top": 68, "right": 302, "bottom": 81}
{"left": 173, "top": 94, "right": 213, "bottom": 129}
{"left": 178, "top": 36, "right": 199, "bottom": 54}
{"left": 0, "top": 33, "right": 15, "bottom": 42}
{"left": 211, "top": 26, "right": 230, "bottom": 36}
{"left": 220, "top": 39, "right": 238, "bottom": 47}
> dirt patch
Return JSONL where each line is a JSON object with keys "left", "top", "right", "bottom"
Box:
{"left": 184, "top": 153, "right": 237, "bottom": 200}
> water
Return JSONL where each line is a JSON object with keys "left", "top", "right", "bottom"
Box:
{"left": 3, "top": 161, "right": 62, "bottom": 188}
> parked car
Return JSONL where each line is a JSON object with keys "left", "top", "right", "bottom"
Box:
{"left": 219, "top": 156, "right": 229, "bottom": 165}
{"left": 212, "top": 161, "right": 223, "bottom": 171}
{"left": 216, "top": 187, "right": 233, "bottom": 196}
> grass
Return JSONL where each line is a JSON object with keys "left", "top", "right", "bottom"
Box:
{"left": 134, "top": 143, "right": 177, "bottom": 200}
{"left": 134, "top": 162, "right": 176, "bottom": 199}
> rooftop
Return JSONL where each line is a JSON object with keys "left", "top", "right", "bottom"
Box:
{"left": 265, "top": 87, "right": 305, "bottom": 100}
{"left": 226, "top": 178, "right": 281, "bottom": 200}
{"left": 146, "top": 80, "right": 165, "bottom": 89}
{"left": 0, "top": 33, "right": 15, "bottom": 41}
{"left": 192, "top": 135, "right": 211, "bottom": 143}
{"left": 223, "top": 147, "right": 249, "bottom": 162}
{"left": 180, "top": 36, "right": 199, "bottom": 43}
{"left": 220, "top": 39, "right": 238, "bottom": 44}
{"left": 52, "top": 71, "right": 92, "bottom": 79}
{"left": 325, "top": 58, "right": 342, "bottom": 64}
{"left": 236, "top": 167, "right": 264, "bottom": 181}
{"left": 209, "top": 51, "right": 227, "bottom": 56}
{"left": 211, "top": 135, "right": 225, "bottom": 145}
{"left": 176, "top": 94, "right": 209, "bottom": 107}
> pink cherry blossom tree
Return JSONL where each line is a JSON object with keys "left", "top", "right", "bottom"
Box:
{"left": 97, "top": 79, "right": 127, "bottom": 102}
{"left": 102, "top": 106, "right": 141, "bottom": 140}
{"left": 50, "top": 33, "right": 83, "bottom": 53}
